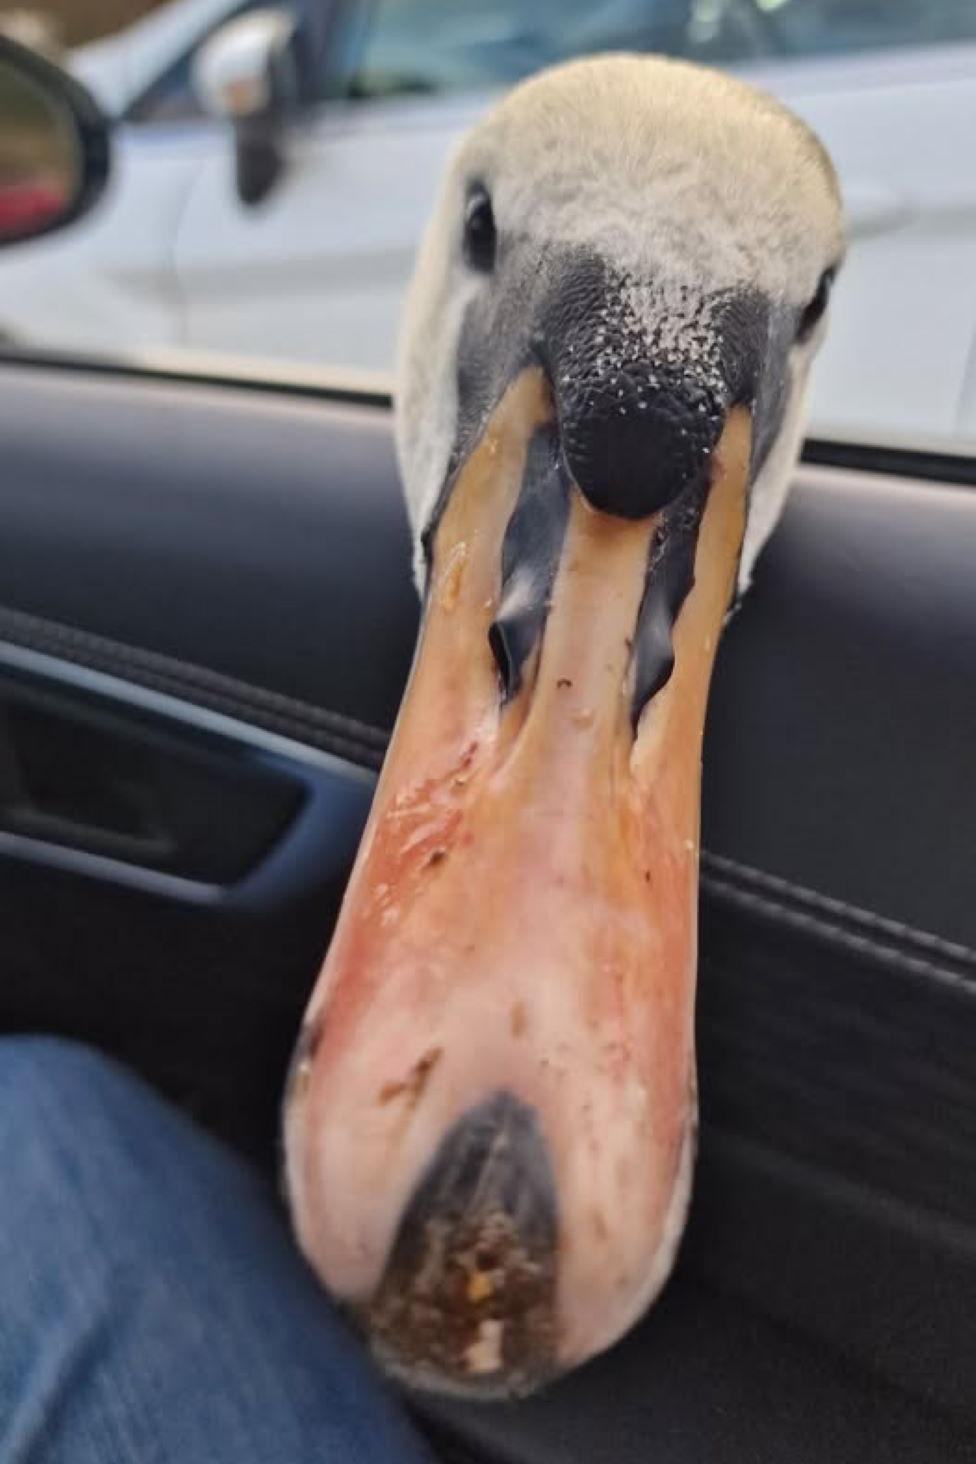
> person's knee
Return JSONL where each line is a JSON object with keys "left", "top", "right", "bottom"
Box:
{"left": 0, "top": 1034, "right": 270, "bottom": 1254}
{"left": 0, "top": 1035, "right": 261, "bottom": 1279}
{"left": 0, "top": 1034, "right": 136, "bottom": 1139}
{"left": 0, "top": 1037, "right": 161, "bottom": 1298}
{"left": 0, "top": 1034, "right": 186, "bottom": 1208}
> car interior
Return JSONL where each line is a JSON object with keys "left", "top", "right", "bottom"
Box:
{"left": 2, "top": 24, "right": 975, "bottom": 1464}
{"left": 3, "top": 352, "right": 975, "bottom": 1461}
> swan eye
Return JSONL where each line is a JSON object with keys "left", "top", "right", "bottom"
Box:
{"left": 463, "top": 185, "right": 497, "bottom": 273}
{"left": 797, "top": 267, "right": 836, "bottom": 342}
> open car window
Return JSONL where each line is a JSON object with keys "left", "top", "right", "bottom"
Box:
{"left": 0, "top": 0, "right": 975, "bottom": 452}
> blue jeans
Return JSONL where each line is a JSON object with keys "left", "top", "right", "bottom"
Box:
{"left": 0, "top": 1037, "right": 436, "bottom": 1464}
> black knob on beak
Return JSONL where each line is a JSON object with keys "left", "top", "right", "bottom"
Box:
{"left": 543, "top": 257, "right": 726, "bottom": 520}
{"left": 561, "top": 369, "right": 723, "bottom": 519}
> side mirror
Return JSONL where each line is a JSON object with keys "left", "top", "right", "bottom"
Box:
{"left": 0, "top": 35, "right": 110, "bottom": 247}
{"left": 192, "top": 8, "right": 301, "bottom": 207}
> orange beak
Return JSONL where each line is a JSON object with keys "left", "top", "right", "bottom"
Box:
{"left": 283, "top": 366, "right": 751, "bottom": 1396}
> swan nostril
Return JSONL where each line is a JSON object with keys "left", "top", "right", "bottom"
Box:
{"left": 363, "top": 1091, "right": 559, "bottom": 1398}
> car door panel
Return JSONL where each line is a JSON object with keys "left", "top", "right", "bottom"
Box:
{"left": 170, "top": 39, "right": 976, "bottom": 445}
{"left": 0, "top": 126, "right": 209, "bottom": 352}
{"left": 1, "top": 360, "right": 974, "bottom": 1458}
{"left": 3, "top": 363, "right": 972, "bottom": 942}
{"left": 173, "top": 97, "right": 482, "bottom": 368}
{"left": 0, "top": 364, "right": 418, "bottom": 731}
{"left": 777, "top": 50, "right": 976, "bottom": 439}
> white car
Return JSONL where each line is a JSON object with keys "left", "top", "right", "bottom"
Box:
{"left": 3, "top": 0, "right": 976, "bottom": 445}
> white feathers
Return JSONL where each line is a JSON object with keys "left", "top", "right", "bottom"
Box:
{"left": 395, "top": 52, "right": 844, "bottom": 591}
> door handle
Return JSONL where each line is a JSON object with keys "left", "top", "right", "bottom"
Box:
{"left": 0, "top": 642, "right": 375, "bottom": 910}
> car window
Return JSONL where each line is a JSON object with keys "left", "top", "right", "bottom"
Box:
{"left": 126, "top": 47, "right": 202, "bottom": 122}
{"left": 2, "top": 0, "right": 976, "bottom": 454}
{"left": 344, "top": 0, "right": 976, "bottom": 101}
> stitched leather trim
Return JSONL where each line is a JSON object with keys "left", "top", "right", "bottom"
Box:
{"left": 0, "top": 604, "right": 389, "bottom": 769}
{"left": 1, "top": 602, "right": 971, "bottom": 984}
{"left": 701, "top": 850, "right": 976, "bottom": 991}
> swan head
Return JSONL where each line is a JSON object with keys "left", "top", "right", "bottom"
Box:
{"left": 398, "top": 53, "right": 843, "bottom": 598}
{"left": 285, "top": 54, "right": 844, "bottom": 1399}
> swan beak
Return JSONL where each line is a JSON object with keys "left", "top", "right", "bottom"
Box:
{"left": 284, "top": 366, "right": 751, "bottom": 1397}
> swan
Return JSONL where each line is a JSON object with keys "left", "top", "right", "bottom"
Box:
{"left": 283, "top": 52, "right": 844, "bottom": 1400}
